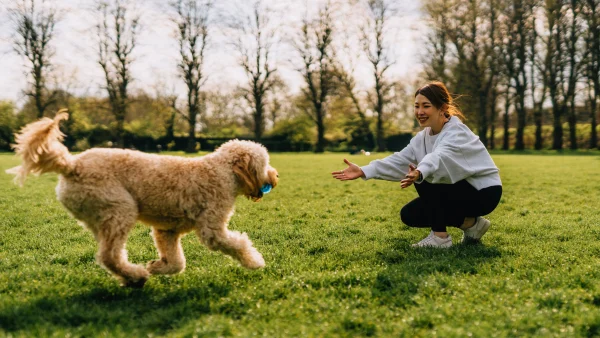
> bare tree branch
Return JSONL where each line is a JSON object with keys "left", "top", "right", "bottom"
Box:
{"left": 96, "top": 0, "right": 140, "bottom": 148}
{"left": 229, "top": 0, "right": 278, "bottom": 140}
{"left": 171, "top": 0, "right": 212, "bottom": 153}
{"left": 11, "top": 0, "right": 60, "bottom": 118}
{"left": 293, "top": 3, "right": 335, "bottom": 153}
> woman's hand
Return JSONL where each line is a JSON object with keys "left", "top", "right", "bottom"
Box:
{"left": 332, "top": 158, "right": 365, "bottom": 181}
{"left": 400, "top": 164, "right": 420, "bottom": 189}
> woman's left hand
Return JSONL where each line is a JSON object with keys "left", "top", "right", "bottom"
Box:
{"left": 400, "top": 164, "right": 420, "bottom": 189}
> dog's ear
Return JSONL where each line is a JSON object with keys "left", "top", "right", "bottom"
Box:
{"left": 232, "top": 153, "right": 262, "bottom": 201}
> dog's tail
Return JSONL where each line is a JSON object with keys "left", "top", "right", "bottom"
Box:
{"left": 6, "top": 109, "right": 74, "bottom": 185}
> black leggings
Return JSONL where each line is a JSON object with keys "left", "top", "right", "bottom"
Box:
{"left": 400, "top": 180, "right": 502, "bottom": 233}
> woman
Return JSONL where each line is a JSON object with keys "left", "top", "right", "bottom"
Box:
{"left": 332, "top": 82, "right": 502, "bottom": 248}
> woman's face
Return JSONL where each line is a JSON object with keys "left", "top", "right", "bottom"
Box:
{"left": 414, "top": 94, "right": 446, "bottom": 131}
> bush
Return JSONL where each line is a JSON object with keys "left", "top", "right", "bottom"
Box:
{"left": 491, "top": 123, "right": 600, "bottom": 149}
{"left": 0, "top": 101, "right": 16, "bottom": 151}
{"left": 384, "top": 133, "right": 413, "bottom": 152}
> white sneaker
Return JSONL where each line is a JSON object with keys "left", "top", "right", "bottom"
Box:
{"left": 462, "top": 217, "right": 491, "bottom": 242}
{"left": 412, "top": 231, "right": 452, "bottom": 248}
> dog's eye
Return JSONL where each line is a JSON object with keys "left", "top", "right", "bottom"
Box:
{"left": 276, "top": 174, "right": 279, "bottom": 177}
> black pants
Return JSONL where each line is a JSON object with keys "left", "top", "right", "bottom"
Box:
{"left": 400, "top": 180, "right": 502, "bottom": 233}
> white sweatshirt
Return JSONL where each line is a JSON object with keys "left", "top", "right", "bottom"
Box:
{"left": 361, "top": 116, "right": 501, "bottom": 190}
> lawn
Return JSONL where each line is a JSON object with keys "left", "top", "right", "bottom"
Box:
{"left": 1, "top": 151, "right": 600, "bottom": 337}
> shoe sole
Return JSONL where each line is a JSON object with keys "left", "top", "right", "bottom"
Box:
{"left": 412, "top": 241, "right": 453, "bottom": 248}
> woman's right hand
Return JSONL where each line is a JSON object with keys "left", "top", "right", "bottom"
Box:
{"left": 331, "top": 159, "right": 365, "bottom": 181}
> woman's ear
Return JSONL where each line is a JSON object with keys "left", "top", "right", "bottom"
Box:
{"left": 440, "top": 103, "right": 449, "bottom": 115}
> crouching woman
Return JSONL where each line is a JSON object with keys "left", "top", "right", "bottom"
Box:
{"left": 332, "top": 81, "right": 502, "bottom": 248}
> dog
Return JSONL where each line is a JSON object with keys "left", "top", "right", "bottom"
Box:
{"left": 6, "top": 110, "right": 279, "bottom": 287}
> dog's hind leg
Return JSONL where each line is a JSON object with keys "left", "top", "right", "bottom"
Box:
{"left": 95, "top": 212, "right": 149, "bottom": 288}
{"left": 196, "top": 226, "right": 265, "bottom": 269}
{"left": 147, "top": 229, "right": 186, "bottom": 275}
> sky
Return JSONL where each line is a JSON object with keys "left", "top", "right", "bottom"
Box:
{"left": 0, "top": 0, "right": 424, "bottom": 107}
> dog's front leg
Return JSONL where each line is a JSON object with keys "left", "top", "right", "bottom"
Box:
{"left": 196, "top": 226, "right": 265, "bottom": 269}
{"left": 147, "top": 228, "right": 186, "bottom": 275}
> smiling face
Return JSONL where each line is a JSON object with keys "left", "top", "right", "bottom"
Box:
{"left": 414, "top": 94, "right": 447, "bottom": 134}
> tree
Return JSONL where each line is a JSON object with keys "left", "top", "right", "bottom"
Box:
{"left": 422, "top": 0, "right": 453, "bottom": 84}
{"left": 264, "top": 75, "right": 290, "bottom": 129}
{"left": 501, "top": 86, "right": 512, "bottom": 150}
{"left": 563, "top": 0, "right": 586, "bottom": 150}
{"left": 543, "top": 0, "right": 568, "bottom": 150}
{"left": 96, "top": 0, "right": 139, "bottom": 148}
{"left": 11, "top": 0, "right": 59, "bottom": 119}
{"left": 488, "top": 87, "right": 499, "bottom": 149}
{"left": 527, "top": 1, "right": 549, "bottom": 150}
{"left": 201, "top": 90, "right": 250, "bottom": 137}
{"left": 329, "top": 15, "right": 375, "bottom": 151}
{"left": 172, "top": 0, "right": 211, "bottom": 153}
{"left": 360, "top": 0, "right": 397, "bottom": 151}
{"left": 583, "top": 0, "right": 600, "bottom": 148}
{"left": 543, "top": 0, "right": 584, "bottom": 150}
{"left": 501, "top": 0, "right": 533, "bottom": 150}
{"left": 330, "top": 61, "right": 374, "bottom": 151}
{"left": 294, "top": 3, "right": 335, "bottom": 153}
{"left": 230, "top": 0, "right": 278, "bottom": 141}
{"left": 439, "top": 0, "right": 501, "bottom": 147}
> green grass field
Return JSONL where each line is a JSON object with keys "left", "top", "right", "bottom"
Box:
{"left": 1, "top": 151, "right": 600, "bottom": 337}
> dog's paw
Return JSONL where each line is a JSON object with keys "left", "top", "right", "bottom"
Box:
{"left": 119, "top": 265, "right": 150, "bottom": 288}
{"left": 147, "top": 258, "right": 185, "bottom": 275}
{"left": 241, "top": 250, "right": 265, "bottom": 269}
{"left": 122, "top": 277, "right": 148, "bottom": 288}
{"left": 120, "top": 273, "right": 148, "bottom": 288}
{"left": 146, "top": 259, "right": 167, "bottom": 273}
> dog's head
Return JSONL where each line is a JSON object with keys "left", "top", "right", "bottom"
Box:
{"left": 217, "top": 140, "right": 278, "bottom": 202}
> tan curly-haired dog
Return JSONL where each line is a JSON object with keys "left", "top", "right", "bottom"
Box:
{"left": 6, "top": 110, "right": 278, "bottom": 287}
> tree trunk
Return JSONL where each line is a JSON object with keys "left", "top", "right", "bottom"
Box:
{"left": 186, "top": 100, "right": 198, "bottom": 153}
{"left": 515, "top": 99, "right": 526, "bottom": 150}
{"left": 591, "top": 98, "right": 598, "bottom": 149}
{"left": 315, "top": 112, "right": 325, "bottom": 153}
{"left": 478, "top": 91, "right": 488, "bottom": 147}
{"left": 35, "top": 81, "right": 45, "bottom": 119}
{"left": 568, "top": 100, "right": 577, "bottom": 150}
{"left": 552, "top": 105, "right": 563, "bottom": 150}
{"left": 186, "top": 120, "right": 196, "bottom": 153}
{"left": 489, "top": 90, "right": 497, "bottom": 150}
{"left": 503, "top": 96, "right": 510, "bottom": 150}
{"left": 165, "top": 111, "right": 176, "bottom": 143}
{"left": 116, "top": 115, "right": 125, "bottom": 148}
{"left": 254, "top": 94, "right": 264, "bottom": 141}
{"left": 534, "top": 104, "right": 543, "bottom": 150}
{"left": 376, "top": 113, "right": 385, "bottom": 152}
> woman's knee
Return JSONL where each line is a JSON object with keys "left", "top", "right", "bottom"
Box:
{"left": 400, "top": 205, "right": 417, "bottom": 227}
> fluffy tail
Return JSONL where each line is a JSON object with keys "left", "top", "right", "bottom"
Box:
{"left": 6, "top": 109, "right": 74, "bottom": 185}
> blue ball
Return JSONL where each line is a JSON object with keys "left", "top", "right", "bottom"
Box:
{"left": 260, "top": 184, "right": 272, "bottom": 194}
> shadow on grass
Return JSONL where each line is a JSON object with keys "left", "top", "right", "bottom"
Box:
{"left": 373, "top": 238, "right": 502, "bottom": 309}
{"left": 0, "top": 279, "right": 242, "bottom": 335}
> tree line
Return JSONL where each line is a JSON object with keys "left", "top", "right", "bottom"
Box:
{"left": 1, "top": 0, "right": 599, "bottom": 152}
{"left": 423, "top": 0, "right": 599, "bottom": 150}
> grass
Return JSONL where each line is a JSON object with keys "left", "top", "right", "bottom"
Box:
{"left": 1, "top": 151, "right": 600, "bottom": 337}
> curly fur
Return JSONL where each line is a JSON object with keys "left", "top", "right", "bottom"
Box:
{"left": 6, "top": 111, "right": 279, "bottom": 287}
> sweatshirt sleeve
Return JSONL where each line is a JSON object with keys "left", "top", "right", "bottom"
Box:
{"left": 360, "top": 142, "right": 417, "bottom": 181}
{"left": 416, "top": 129, "right": 479, "bottom": 184}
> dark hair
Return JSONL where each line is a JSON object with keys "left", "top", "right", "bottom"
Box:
{"left": 415, "top": 81, "right": 465, "bottom": 121}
